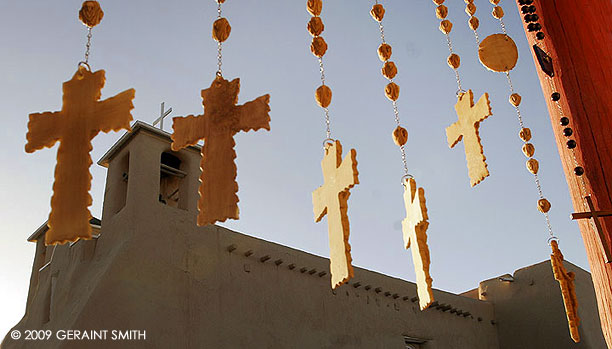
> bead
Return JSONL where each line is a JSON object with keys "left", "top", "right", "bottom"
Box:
{"left": 307, "top": 17, "right": 324, "bottom": 37}
{"left": 212, "top": 18, "right": 232, "bottom": 42}
{"left": 447, "top": 53, "right": 461, "bottom": 69}
{"left": 527, "top": 158, "right": 540, "bottom": 174}
{"left": 371, "top": 4, "right": 385, "bottom": 22}
{"left": 533, "top": 45, "right": 554, "bottom": 77}
{"left": 492, "top": 6, "right": 504, "bottom": 19}
{"left": 392, "top": 126, "right": 408, "bottom": 146}
{"left": 378, "top": 43, "right": 392, "bottom": 62}
{"left": 527, "top": 23, "right": 538, "bottom": 32}
{"left": 567, "top": 139, "right": 577, "bottom": 149}
{"left": 563, "top": 127, "right": 573, "bottom": 137}
{"left": 436, "top": 5, "right": 449, "bottom": 19}
{"left": 521, "top": 5, "right": 536, "bottom": 14}
{"left": 315, "top": 85, "right": 332, "bottom": 108}
{"left": 79, "top": 1, "right": 104, "bottom": 28}
{"left": 574, "top": 166, "right": 585, "bottom": 176}
{"left": 537, "top": 198, "right": 551, "bottom": 213}
{"left": 385, "top": 82, "right": 400, "bottom": 101}
{"left": 439, "top": 20, "right": 453, "bottom": 34}
{"left": 551, "top": 92, "right": 561, "bottom": 101}
{"left": 478, "top": 33, "right": 519, "bottom": 72}
{"left": 310, "top": 36, "right": 328, "bottom": 57}
{"left": 536, "top": 32, "right": 545, "bottom": 40}
{"left": 509, "top": 93, "right": 522, "bottom": 106}
{"left": 382, "top": 61, "right": 398, "bottom": 79}
{"left": 465, "top": 3, "right": 477, "bottom": 16}
{"left": 307, "top": 0, "right": 322, "bottom": 16}
{"left": 524, "top": 0, "right": 534, "bottom": 4}
{"left": 533, "top": 23, "right": 542, "bottom": 31}
{"left": 522, "top": 143, "right": 535, "bottom": 157}
{"left": 523, "top": 14, "right": 533, "bottom": 22}
{"left": 469, "top": 16, "right": 480, "bottom": 30}
{"left": 519, "top": 127, "right": 532, "bottom": 142}
{"left": 432, "top": 0, "right": 445, "bottom": 5}
{"left": 560, "top": 117, "right": 570, "bottom": 126}
{"left": 531, "top": 14, "right": 539, "bottom": 21}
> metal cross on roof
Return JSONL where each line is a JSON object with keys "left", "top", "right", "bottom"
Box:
{"left": 153, "top": 102, "right": 172, "bottom": 131}
{"left": 571, "top": 195, "right": 612, "bottom": 263}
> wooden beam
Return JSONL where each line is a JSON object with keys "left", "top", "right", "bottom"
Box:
{"left": 516, "top": 1, "right": 612, "bottom": 346}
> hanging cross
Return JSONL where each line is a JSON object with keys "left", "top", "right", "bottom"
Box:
{"left": 446, "top": 90, "right": 492, "bottom": 187}
{"left": 402, "top": 178, "right": 434, "bottom": 310}
{"left": 171, "top": 76, "right": 270, "bottom": 226}
{"left": 550, "top": 240, "right": 581, "bottom": 343}
{"left": 312, "top": 140, "right": 359, "bottom": 289}
{"left": 25, "top": 67, "right": 135, "bottom": 245}
{"left": 153, "top": 102, "right": 172, "bottom": 130}
{"left": 571, "top": 195, "right": 612, "bottom": 263}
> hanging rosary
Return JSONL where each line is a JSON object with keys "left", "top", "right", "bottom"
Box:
{"left": 370, "top": 1, "right": 433, "bottom": 311}
{"left": 462, "top": 0, "right": 581, "bottom": 341}
{"left": 170, "top": 0, "right": 271, "bottom": 226}
{"left": 307, "top": 0, "right": 360, "bottom": 290}
{"left": 25, "top": 1, "right": 135, "bottom": 245}
{"left": 429, "top": 0, "right": 493, "bottom": 187}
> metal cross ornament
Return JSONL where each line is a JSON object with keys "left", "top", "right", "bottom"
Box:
{"left": 153, "top": 102, "right": 172, "bottom": 130}
{"left": 25, "top": 67, "right": 135, "bottom": 245}
{"left": 571, "top": 195, "right": 612, "bottom": 263}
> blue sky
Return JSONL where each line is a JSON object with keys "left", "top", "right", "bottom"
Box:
{"left": 0, "top": 0, "right": 589, "bottom": 336}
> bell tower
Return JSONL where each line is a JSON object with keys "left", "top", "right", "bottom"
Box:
{"left": 97, "top": 121, "right": 202, "bottom": 233}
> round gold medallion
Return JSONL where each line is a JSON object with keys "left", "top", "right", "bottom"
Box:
{"left": 478, "top": 34, "right": 518, "bottom": 72}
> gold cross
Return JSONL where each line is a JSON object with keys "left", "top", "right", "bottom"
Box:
{"left": 446, "top": 90, "right": 492, "bottom": 187}
{"left": 550, "top": 240, "right": 581, "bottom": 343}
{"left": 25, "top": 67, "right": 135, "bottom": 245}
{"left": 402, "top": 178, "right": 434, "bottom": 310}
{"left": 571, "top": 195, "right": 612, "bottom": 263}
{"left": 312, "top": 140, "right": 359, "bottom": 289}
{"left": 171, "top": 76, "right": 270, "bottom": 226}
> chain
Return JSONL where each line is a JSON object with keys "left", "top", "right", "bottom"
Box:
{"left": 372, "top": 3, "right": 410, "bottom": 178}
{"left": 216, "top": 1, "right": 223, "bottom": 76}
{"left": 444, "top": 34, "right": 464, "bottom": 94}
{"left": 84, "top": 27, "right": 92, "bottom": 65}
{"left": 486, "top": 0, "right": 557, "bottom": 242}
{"left": 499, "top": 18, "right": 508, "bottom": 35}
{"left": 317, "top": 57, "right": 332, "bottom": 139}
{"left": 505, "top": 70, "right": 556, "bottom": 240}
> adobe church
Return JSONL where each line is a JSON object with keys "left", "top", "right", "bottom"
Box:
{"left": 2, "top": 122, "right": 607, "bottom": 348}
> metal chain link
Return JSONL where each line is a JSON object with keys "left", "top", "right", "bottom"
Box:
{"left": 84, "top": 27, "right": 92, "bottom": 65}
{"left": 216, "top": 1, "right": 223, "bottom": 77}
{"left": 317, "top": 57, "right": 331, "bottom": 140}
{"left": 499, "top": 18, "right": 508, "bottom": 35}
